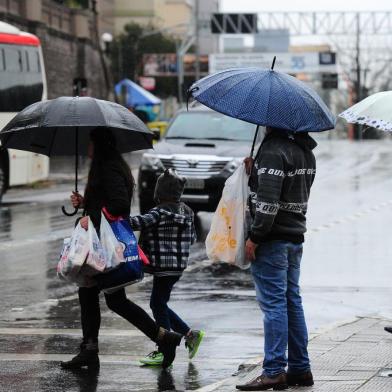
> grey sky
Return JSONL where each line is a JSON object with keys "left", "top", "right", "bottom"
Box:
{"left": 221, "top": 0, "right": 392, "bottom": 12}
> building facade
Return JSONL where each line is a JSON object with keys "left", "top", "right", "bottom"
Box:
{"left": 113, "top": 0, "right": 219, "bottom": 54}
{"left": 0, "top": 0, "right": 113, "bottom": 99}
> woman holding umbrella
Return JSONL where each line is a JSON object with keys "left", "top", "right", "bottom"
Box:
{"left": 62, "top": 128, "right": 182, "bottom": 370}
{"left": 0, "top": 97, "right": 182, "bottom": 369}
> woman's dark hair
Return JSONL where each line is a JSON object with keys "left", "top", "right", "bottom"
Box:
{"left": 84, "top": 128, "right": 135, "bottom": 205}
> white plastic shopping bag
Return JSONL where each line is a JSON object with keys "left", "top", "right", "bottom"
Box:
{"left": 100, "top": 213, "right": 125, "bottom": 269}
{"left": 85, "top": 217, "right": 106, "bottom": 274}
{"left": 57, "top": 222, "right": 89, "bottom": 280}
{"left": 205, "top": 164, "right": 250, "bottom": 268}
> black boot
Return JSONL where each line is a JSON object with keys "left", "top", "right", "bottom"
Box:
{"left": 61, "top": 340, "right": 99, "bottom": 370}
{"left": 157, "top": 328, "right": 182, "bottom": 369}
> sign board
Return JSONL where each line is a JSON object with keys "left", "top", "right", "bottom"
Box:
{"left": 139, "top": 76, "right": 156, "bottom": 91}
{"left": 209, "top": 52, "right": 337, "bottom": 74}
{"left": 143, "top": 54, "right": 208, "bottom": 76}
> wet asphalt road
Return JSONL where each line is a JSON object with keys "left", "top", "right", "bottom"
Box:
{"left": 1, "top": 140, "right": 392, "bottom": 391}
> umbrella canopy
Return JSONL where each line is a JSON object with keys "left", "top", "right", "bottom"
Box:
{"left": 188, "top": 67, "right": 336, "bottom": 132}
{"left": 0, "top": 96, "right": 153, "bottom": 216}
{"left": 114, "top": 79, "right": 161, "bottom": 108}
{"left": 339, "top": 91, "right": 392, "bottom": 131}
{"left": 0, "top": 96, "right": 153, "bottom": 156}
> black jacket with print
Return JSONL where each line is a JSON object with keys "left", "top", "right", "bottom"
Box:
{"left": 248, "top": 130, "right": 317, "bottom": 244}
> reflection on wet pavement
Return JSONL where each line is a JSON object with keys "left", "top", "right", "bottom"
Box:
{"left": 1, "top": 140, "right": 392, "bottom": 390}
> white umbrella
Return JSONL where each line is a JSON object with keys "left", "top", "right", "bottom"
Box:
{"left": 339, "top": 91, "right": 392, "bottom": 131}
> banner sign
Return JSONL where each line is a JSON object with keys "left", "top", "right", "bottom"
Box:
{"left": 143, "top": 54, "right": 208, "bottom": 76}
{"left": 209, "top": 52, "right": 337, "bottom": 74}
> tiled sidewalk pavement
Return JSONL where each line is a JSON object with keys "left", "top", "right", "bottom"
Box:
{"left": 196, "top": 317, "right": 392, "bottom": 392}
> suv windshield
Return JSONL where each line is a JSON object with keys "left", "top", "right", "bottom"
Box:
{"left": 165, "top": 111, "right": 256, "bottom": 141}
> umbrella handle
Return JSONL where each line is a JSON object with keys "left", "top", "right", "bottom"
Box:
{"left": 61, "top": 205, "right": 79, "bottom": 217}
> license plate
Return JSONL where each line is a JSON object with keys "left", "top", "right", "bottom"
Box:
{"left": 184, "top": 178, "right": 205, "bottom": 190}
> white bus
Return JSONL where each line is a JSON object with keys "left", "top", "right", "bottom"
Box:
{"left": 0, "top": 21, "right": 49, "bottom": 201}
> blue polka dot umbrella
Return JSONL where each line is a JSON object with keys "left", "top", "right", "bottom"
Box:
{"left": 339, "top": 91, "right": 392, "bottom": 131}
{"left": 188, "top": 59, "right": 336, "bottom": 154}
{"left": 188, "top": 63, "right": 335, "bottom": 133}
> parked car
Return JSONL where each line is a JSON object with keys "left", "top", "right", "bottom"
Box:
{"left": 138, "top": 105, "right": 258, "bottom": 213}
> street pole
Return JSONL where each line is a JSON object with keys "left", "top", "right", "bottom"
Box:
{"left": 194, "top": 0, "right": 200, "bottom": 81}
{"left": 91, "top": 0, "right": 111, "bottom": 99}
{"left": 119, "top": 39, "right": 123, "bottom": 80}
{"left": 354, "top": 12, "right": 362, "bottom": 141}
{"left": 176, "top": 41, "right": 183, "bottom": 104}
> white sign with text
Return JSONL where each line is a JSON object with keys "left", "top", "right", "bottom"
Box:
{"left": 209, "top": 52, "right": 337, "bottom": 74}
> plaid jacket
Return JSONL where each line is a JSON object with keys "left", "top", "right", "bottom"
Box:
{"left": 129, "top": 202, "right": 196, "bottom": 272}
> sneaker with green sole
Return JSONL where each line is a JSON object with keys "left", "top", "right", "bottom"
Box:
{"left": 185, "top": 330, "right": 205, "bottom": 359}
{"left": 139, "top": 350, "right": 164, "bottom": 366}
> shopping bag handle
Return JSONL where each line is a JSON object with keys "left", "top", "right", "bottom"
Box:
{"left": 102, "top": 207, "right": 122, "bottom": 222}
{"left": 102, "top": 207, "right": 150, "bottom": 266}
{"left": 138, "top": 246, "right": 150, "bottom": 265}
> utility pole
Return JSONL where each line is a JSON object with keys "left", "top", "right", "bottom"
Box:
{"left": 91, "top": 0, "right": 111, "bottom": 99}
{"left": 354, "top": 12, "right": 362, "bottom": 140}
{"left": 194, "top": 0, "right": 200, "bottom": 81}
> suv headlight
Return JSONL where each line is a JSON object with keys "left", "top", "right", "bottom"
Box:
{"left": 224, "top": 158, "right": 243, "bottom": 173}
{"left": 141, "top": 153, "right": 165, "bottom": 171}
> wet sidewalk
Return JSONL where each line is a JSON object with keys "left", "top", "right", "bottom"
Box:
{"left": 197, "top": 317, "right": 392, "bottom": 392}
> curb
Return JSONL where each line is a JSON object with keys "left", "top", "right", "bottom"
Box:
{"left": 194, "top": 316, "right": 370, "bottom": 392}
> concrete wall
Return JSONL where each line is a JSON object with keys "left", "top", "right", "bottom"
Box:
{"left": 160, "top": 0, "right": 192, "bottom": 34}
{"left": 0, "top": 0, "right": 110, "bottom": 99}
{"left": 113, "top": 0, "right": 161, "bottom": 33}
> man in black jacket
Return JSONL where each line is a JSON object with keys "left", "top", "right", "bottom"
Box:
{"left": 237, "top": 128, "right": 316, "bottom": 391}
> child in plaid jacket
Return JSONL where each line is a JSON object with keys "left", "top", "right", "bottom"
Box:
{"left": 130, "top": 169, "right": 204, "bottom": 366}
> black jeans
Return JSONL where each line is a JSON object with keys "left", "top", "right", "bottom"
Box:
{"left": 78, "top": 286, "right": 158, "bottom": 343}
{"left": 150, "top": 275, "right": 190, "bottom": 336}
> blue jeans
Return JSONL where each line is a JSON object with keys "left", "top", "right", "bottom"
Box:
{"left": 150, "top": 275, "right": 190, "bottom": 336}
{"left": 251, "top": 241, "right": 310, "bottom": 377}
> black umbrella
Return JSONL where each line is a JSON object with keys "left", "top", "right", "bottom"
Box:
{"left": 0, "top": 96, "right": 153, "bottom": 216}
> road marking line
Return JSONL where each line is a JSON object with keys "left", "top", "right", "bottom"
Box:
{"left": 0, "top": 229, "right": 70, "bottom": 250}
{"left": 0, "top": 327, "right": 231, "bottom": 338}
{"left": 0, "top": 327, "right": 144, "bottom": 337}
{"left": 195, "top": 378, "right": 233, "bottom": 392}
{"left": 0, "top": 353, "right": 139, "bottom": 363}
{"left": 308, "top": 199, "right": 392, "bottom": 235}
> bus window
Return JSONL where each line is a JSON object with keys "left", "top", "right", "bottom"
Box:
{"left": 0, "top": 43, "right": 43, "bottom": 112}
{"left": 4, "top": 46, "right": 22, "bottom": 71}
{"left": 26, "top": 47, "right": 40, "bottom": 73}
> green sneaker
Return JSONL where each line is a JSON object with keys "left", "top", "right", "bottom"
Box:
{"left": 185, "top": 330, "right": 205, "bottom": 360}
{"left": 139, "top": 350, "right": 164, "bottom": 366}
